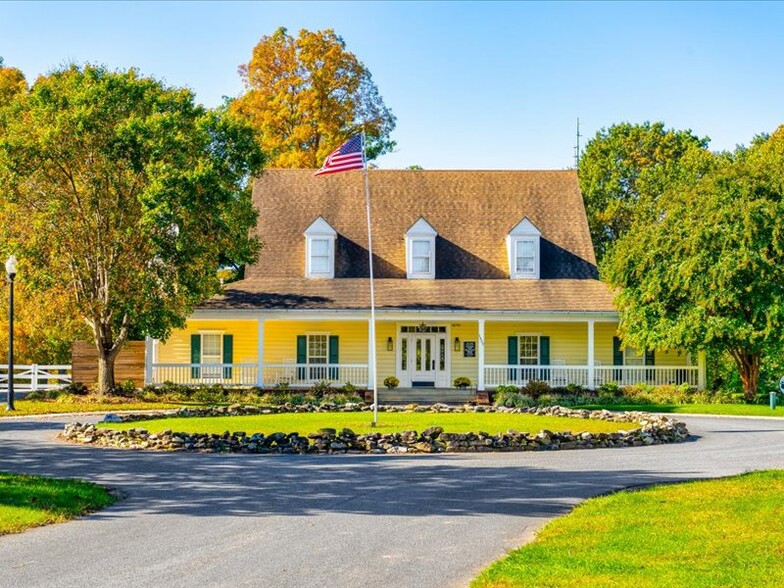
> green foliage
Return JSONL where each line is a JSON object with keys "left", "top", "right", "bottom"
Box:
{"left": 0, "top": 64, "right": 264, "bottom": 393}
{"left": 578, "top": 121, "right": 708, "bottom": 261}
{"left": 522, "top": 379, "right": 551, "bottom": 399}
{"left": 383, "top": 376, "right": 399, "bottom": 389}
{"left": 602, "top": 126, "right": 784, "bottom": 399}
{"left": 341, "top": 381, "right": 357, "bottom": 394}
{"left": 453, "top": 376, "right": 471, "bottom": 388}
{"left": 309, "top": 380, "right": 336, "bottom": 399}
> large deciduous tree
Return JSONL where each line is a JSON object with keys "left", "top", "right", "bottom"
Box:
{"left": 232, "top": 27, "right": 396, "bottom": 167}
{"left": 578, "top": 121, "right": 708, "bottom": 261}
{"left": 0, "top": 57, "right": 28, "bottom": 106}
{"left": 602, "top": 127, "right": 784, "bottom": 400}
{"left": 0, "top": 64, "right": 264, "bottom": 393}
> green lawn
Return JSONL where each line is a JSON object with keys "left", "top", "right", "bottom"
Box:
{"left": 0, "top": 472, "right": 116, "bottom": 535}
{"left": 575, "top": 403, "right": 784, "bottom": 417}
{"left": 0, "top": 400, "right": 186, "bottom": 417}
{"left": 99, "top": 412, "right": 632, "bottom": 436}
{"left": 473, "top": 470, "right": 784, "bottom": 588}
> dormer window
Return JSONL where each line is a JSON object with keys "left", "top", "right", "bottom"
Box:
{"left": 304, "top": 216, "right": 336, "bottom": 278}
{"left": 406, "top": 217, "right": 437, "bottom": 279}
{"left": 507, "top": 217, "right": 541, "bottom": 279}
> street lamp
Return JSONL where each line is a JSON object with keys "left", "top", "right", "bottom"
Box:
{"left": 5, "top": 255, "right": 16, "bottom": 411}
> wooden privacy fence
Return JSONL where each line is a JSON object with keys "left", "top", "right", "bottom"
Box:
{"left": 0, "top": 365, "right": 72, "bottom": 392}
{"left": 71, "top": 341, "right": 146, "bottom": 388}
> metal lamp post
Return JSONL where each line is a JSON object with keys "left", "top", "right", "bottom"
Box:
{"left": 5, "top": 255, "right": 16, "bottom": 411}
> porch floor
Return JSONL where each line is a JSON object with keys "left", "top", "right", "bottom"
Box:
{"left": 374, "top": 387, "right": 478, "bottom": 404}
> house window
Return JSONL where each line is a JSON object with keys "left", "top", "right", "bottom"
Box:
{"left": 401, "top": 337, "right": 408, "bottom": 370}
{"left": 507, "top": 217, "right": 541, "bottom": 279}
{"left": 405, "top": 217, "right": 437, "bottom": 279}
{"left": 515, "top": 239, "right": 536, "bottom": 276}
{"left": 308, "top": 334, "right": 328, "bottom": 380}
{"left": 201, "top": 333, "right": 222, "bottom": 378}
{"left": 624, "top": 347, "right": 645, "bottom": 366}
{"left": 304, "top": 216, "right": 337, "bottom": 278}
{"left": 519, "top": 335, "right": 539, "bottom": 365}
{"left": 411, "top": 240, "right": 432, "bottom": 274}
{"left": 309, "top": 239, "right": 331, "bottom": 274}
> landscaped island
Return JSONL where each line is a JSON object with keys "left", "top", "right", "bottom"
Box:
{"left": 61, "top": 404, "right": 689, "bottom": 454}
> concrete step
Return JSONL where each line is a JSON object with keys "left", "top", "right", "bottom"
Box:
{"left": 373, "top": 387, "right": 477, "bottom": 404}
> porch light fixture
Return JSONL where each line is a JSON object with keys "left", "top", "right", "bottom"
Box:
{"left": 454, "top": 337, "right": 461, "bottom": 352}
{"left": 5, "top": 255, "right": 17, "bottom": 411}
{"left": 387, "top": 336, "right": 393, "bottom": 351}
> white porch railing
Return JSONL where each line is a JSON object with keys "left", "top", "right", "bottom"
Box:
{"left": 0, "top": 364, "right": 72, "bottom": 392}
{"left": 485, "top": 365, "right": 698, "bottom": 389}
{"left": 150, "top": 363, "right": 369, "bottom": 389}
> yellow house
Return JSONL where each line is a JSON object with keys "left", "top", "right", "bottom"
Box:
{"left": 147, "top": 170, "right": 705, "bottom": 397}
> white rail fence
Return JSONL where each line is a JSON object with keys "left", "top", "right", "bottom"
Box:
{"left": 0, "top": 365, "right": 72, "bottom": 392}
{"left": 150, "top": 363, "right": 369, "bottom": 389}
{"left": 484, "top": 365, "right": 698, "bottom": 389}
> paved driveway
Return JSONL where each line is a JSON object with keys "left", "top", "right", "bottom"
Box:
{"left": 0, "top": 414, "right": 782, "bottom": 588}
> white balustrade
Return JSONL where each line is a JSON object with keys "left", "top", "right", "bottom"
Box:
{"left": 150, "top": 363, "right": 368, "bottom": 388}
{"left": 484, "top": 365, "right": 698, "bottom": 389}
{"left": 151, "top": 363, "right": 258, "bottom": 387}
{"left": 262, "top": 364, "right": 368, "bottom": 389}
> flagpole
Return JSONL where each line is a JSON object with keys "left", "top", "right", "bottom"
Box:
{"left": 361, "top": 132, "right": 379, "bottom": 426}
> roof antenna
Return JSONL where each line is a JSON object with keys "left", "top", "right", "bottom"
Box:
{"left": 574, "top": 117, "right": 582, "bottom": 169}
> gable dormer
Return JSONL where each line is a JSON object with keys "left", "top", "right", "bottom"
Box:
{"left": 507, "top": 217, "right": 541, "bottom": 279}
{"left": 304, "top": 216, "right": 337, "bottom": 278}
{"left": 405, "top": 217, "right": 437, "bottom": 279}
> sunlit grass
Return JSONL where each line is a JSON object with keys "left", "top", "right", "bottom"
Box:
{"left": 473, "top": 470, "right": 784, "bottom": 587}
{"left": 99, "top": 411, "right": 632, "bottom": 436}
{"left": 576, "top": 403, "right": 784, "bottom": 417}
{"left": 0, "top": 400, "right": 185, "bottom": 417}
{"left": 0, "top": 472, "right": 116, "bottom": 535}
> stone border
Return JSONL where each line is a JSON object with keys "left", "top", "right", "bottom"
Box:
{"left": 60, "top": 404, "right": 689, "bottom": 454}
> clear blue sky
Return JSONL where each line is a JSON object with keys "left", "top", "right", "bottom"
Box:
{"left": 2, "top": 1, "right": 782, "bottom": 169}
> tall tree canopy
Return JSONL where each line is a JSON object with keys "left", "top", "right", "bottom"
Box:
{"left": 578, "top": 121, "right": 708, "bottom": 261}
{"left": 232, "top": 27, "right": 396, "bottom": 167}
{"left": 602, "top": 127, "right": 784, "bottom": 400}
{"left": 0, "top": 57, "right": 28, "bottom": 106}
{"left": 0, "top": 64, "right": 264, "bottom": 393}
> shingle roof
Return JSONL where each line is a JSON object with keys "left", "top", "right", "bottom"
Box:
{"left": 246, "top": 169, "right": 598, "bottom": 280}
{"left": 199, "top": 278, "right": 616, "bottom": 312}
{"left": 201, "top": 169, "right": 616, "bottom": 313}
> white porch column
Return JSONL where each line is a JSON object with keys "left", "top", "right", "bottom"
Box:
{"left": 144, "top": 336, "right": 153, "bottom": 385}
{"left": 256, "top": 318, "right": 265, "bottom": 388}
{"left": 697, "top": 351, "right": 707, "bottom": 390}
{"left": 367, "top": 319, "right": 375, "bottom": 390}
{"left": 477, "top": 319, "right": 485, "bottom": 391}
{"left": 587, "top": 320, "right": 595, "bottom": 390}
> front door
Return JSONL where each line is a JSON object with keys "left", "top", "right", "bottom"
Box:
{"left": 411, "top": 334, "right": 436, "bottom": 386}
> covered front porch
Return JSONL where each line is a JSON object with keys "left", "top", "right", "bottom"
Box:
{"left": 148, "top": 312, "right": 705, "bottom": 391}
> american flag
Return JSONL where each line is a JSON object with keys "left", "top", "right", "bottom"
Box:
{"left": 314, "top": 135, "right": 365, "bottom": 176}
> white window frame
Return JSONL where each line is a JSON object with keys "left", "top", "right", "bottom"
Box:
{"left": 304, "top": 216, "right": 337, "bottom": 278}
{"left": 405, "top": 217, "right": 437, "bottom": 279}
{"left": 306, "top": 332, "right": 329, "bottom": 381}
{"left": 624, "top": 346, "right": 645, "bottom": 366}
{"left": 518, "top": 334, "right": 540, "bottom": 366}
{"left": 507, "top": 217, "right": 541, "bottom": 279}
{"left": 199, "top": 331, "right": 224, "bottom": 378}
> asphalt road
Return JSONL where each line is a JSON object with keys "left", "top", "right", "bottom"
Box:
{"left": 0, "top": 413, "right": 782, "bottom": 588}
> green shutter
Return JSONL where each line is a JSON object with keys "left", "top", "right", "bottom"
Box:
{"left": 328, "top": 335, "right": 339, "bottom": 380}
{"left": 645, "top": 349, "right": 655, "bottom": 366}
{"left": 612, "top": 336, "right": 623, "bottom": 383}
{"left": 539, "top": 336, "right": 550, "bottom": 382}
{"left": 222, "top": 334, "right": 233, "bottom": 379}
{"left": 191, "top": 334, "right": 201, "bottom": 379}
{"left": 612, "top": 337, "right": 623, "bottom": 365}
{"left": 507, "top": 336, "right": 518, "bottom": 382}
{"left": 297, "top": 335, "right": 307, "bottom": 379}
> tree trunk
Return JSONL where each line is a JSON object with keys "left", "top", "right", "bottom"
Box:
{"left": 97, "top": 350, "right": 116, "bottom": 395}
{"left": 731, "top": 351, "right": 760, "bottom": 402}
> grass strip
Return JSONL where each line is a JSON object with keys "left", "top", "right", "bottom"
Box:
{"left": 0, "top": 472, "right": 116, "bottom": 535}
{"left": 575, "top": 403, "right": 784, "bottom": 417}
{"left": 0, "top": 400, "right": 186, "bottom": 417}
{"left": 473, "top": 469, "right": 784, "bottom": 588}
{"left": 99, "top": 412, "right": 632, "bottom": 436}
